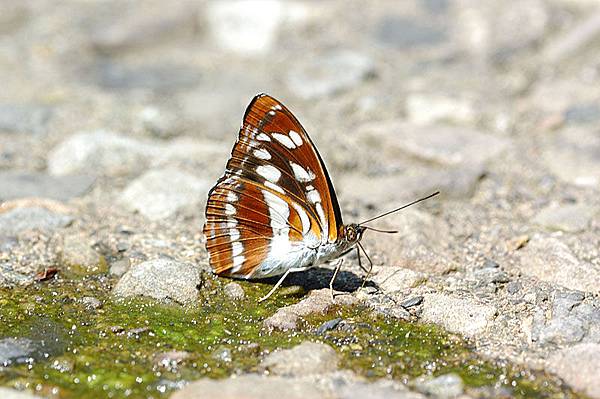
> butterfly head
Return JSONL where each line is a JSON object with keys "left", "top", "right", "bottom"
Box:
{"left": 341, "top": 223, "right": 366, "bottom": 246}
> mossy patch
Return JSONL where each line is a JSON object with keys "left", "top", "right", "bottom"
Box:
{"left": 0, "top": 274, "right": 586, "bottom": 398}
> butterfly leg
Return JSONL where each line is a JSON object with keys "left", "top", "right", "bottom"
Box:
{"left": 258, "top": 267, "right": 309, "bottom": 302}
{"left": 357, "top": 242, "right": 373, "bottom": 288}
{"left": 328, "top": 258, "right": 344, "bottom": 302}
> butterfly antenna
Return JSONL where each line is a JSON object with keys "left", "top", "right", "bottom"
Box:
{"left": 359, "top": 191, "right": 440, "bottom": 225}
{"left": 362, "top": 226, "right": 398, "bottom": 234}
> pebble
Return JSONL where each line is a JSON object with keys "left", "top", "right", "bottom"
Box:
{"left": 361, "top": 121, "right": 510, "bottom": 167}
{"left": 89, "top": 3, "right": 196, "bottom": 55}
{"left": 206, "top": 0, "right": 307, "bottom": 55}
{"left": 370, "top": 267, "right": 426, "bottom": 292}
{"left": 376, "top": 15, "right": 447, "bottom": 49}
{"left": 82, "top": 61, "right": 202, "bottom": 93}
{"left": 544, "top": 11, "right": 600, "bottom": 64}
{"left": 109, "top": 258, "right": 130, "bottom": 277}
{"left": 119, "top": 168, "right": 210, "bottom": 220}
{"left": 565, "top": 103, "right": 600, "bottom": 124}
{"left": 170, "top": 374, "right": 325, "bottom": 399}
{"left": 0, "top": 103, "right": 52, "bottom": 134}
{"left": 80, "top": 296, "right": 102, "bottom": 310}
{"left": 113, "top": 259, "right": 201, "bottom": 305}
{"left": 0, "top": 338, "right": 36, "bottom": 366}
{"left": 263, "top": 289, "right": 357, "bottom": 331}
{"left": 413, "top": 373, "right": 464, "bottom": 399}
{"left": 455, "top": 0, "right": 548, "bottom": 61}
{"left": 47, "top": 130, "right": 160, "bottom": 176}
{"left": 405, "top": 92, "right": 475, "bottom": 125}
{"left": 259, "top": 342, "right": 338, "bottom": 376}
{"left": 315, "top": 318, "right": 342, "bottom": 335}
{"left": 0, "top": 171, "right": 95, "bottom": 201}
{"left": 517, "top": 236, "right": 600, "bottom": 294}
{"left": 0, "top": 207, "right": 73, "bottom": 236}
{"left": 542, "top": 128, "right": 600, "bottom": 187}
{"left": 401, "top": 296, "right": 424, "bottom": 308}
{"left": 532, "top": 203, "right": 596, "bottom": 232}
{"left": 547, "top": 343, "right": 600, "bottom": 398}
{"left": 223, "top": 282, "right": 245, "bottom": 300}
{"left": 420, "top": 294, "right": 496, "bottom": 337}
{"left": 0, "top": 388, "right": 44, "bottom": 399}
{"left": 154, "top": 350, "right": 190, "bottom": 368}
{"left": 286, "top": 50, "right": 375, "bottom": 99}
{"left": 59, "top": 233, "right": 102, "bottom": 274}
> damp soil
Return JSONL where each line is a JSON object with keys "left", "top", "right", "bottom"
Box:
{"left": 0, "top": 274, "right": 586, "bottom": 399}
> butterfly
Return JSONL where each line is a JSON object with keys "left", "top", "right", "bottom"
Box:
{"left": 203, "top": 94, "right": 438, "bottom": 301}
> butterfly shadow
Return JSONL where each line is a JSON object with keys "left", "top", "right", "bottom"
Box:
{"left": 260, "top": 266, "right": 377, "bottom": 294}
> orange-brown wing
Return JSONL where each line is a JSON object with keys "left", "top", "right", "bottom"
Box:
{"left": 203, "top": 93, "right": 343, "bottom": 278}
{"left": 239, "top": 94, "right": 343, "bottom": 241}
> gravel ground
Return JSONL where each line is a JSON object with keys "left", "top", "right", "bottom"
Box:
{"left": 1, "top": 0, "right": 600, "bottom": 398}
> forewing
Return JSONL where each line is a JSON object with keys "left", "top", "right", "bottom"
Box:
{"left": 203, "top": 94, "right": 342, "bottom": 278}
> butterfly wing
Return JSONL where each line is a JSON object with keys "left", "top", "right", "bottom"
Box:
{"left": 203, "top": 94, "right": 344, "bottom": 278}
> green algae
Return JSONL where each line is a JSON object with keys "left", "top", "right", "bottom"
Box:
{"left": 0, "top": 275, "right": 587, "bottom": 399}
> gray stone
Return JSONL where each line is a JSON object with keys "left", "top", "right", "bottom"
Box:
{"left": 420, "top": 294, "right": 496, "bottom": 337}
{"left": 81, "top": 61, "right": 202, "bottom": 93}
{"left": 47, "top": 130, "right": 160, "bottom": 176}
{"left": 542, "top": 128, "right": 600, "bottom": 187}
{"left": 538, "top": 315, "right": 586, "bottom": 345}
{"left": 89, "top": 3, "right": 196, "bottom": 55}
{"left": 59, "top": 233, "right": 102, "bottom": 274}
{"left": 532, "top": 203, "right": 596, "bottom": 232}
{"left": 264, "top": 289, "right": 357, "bottom": 331}
{"left": 315, "top": 318, "right": 342, "bottom": 335}
{"left": 81, "top": 296, "right": 102, "bottom": 310}
{"left": 135, "top": 106, "right": 181, "bottom": 138}
{"left": 260, "top": 342, "right": 338, "bottom": 376}
{"left": 0, "top": 171, "right": 95, "bottom": 201}
{"left": 223, "top": 282, "right": 245, "bottom": 301}
{"left": 0, "top": 103, "right": 52, "bottom": 134}
{"left": 361, "top": 209, "right": 454, "bottom": 274}
{"left": 286, "top": 50, "right": 375, "bottom": 99}
{"left": 170, "top": 374, "right": 324, "bottom": 399}
{"left": 0, "top": 207, "right": 73, "bottom": 236}
{"left": 361, "top": 121, "right": 510, "bottom": 167}
{"left": 455, "top": 0, "right": 548, "bottom": 61}
{"left": 113, "top": 259, "right": 201, "bottom": 305}
{"left": 0, "top": 338, "right": 36, "bottom": 366}
{"left": 0, "top": 388, "right": 44, "bottom": 399}
{"left": 370, "top": 266, "right": 426, "bottom": 292}
{"left": 565, "top": 103, "right": 600, "bottom": 124}
{"left": 547, "top": 343, "right": 600, "bottom": 398}
{"left": 517, "top": 236, "right": 600, "bottom": 294}
{"left": 414, "top": 373, "right": 464, "bottom": 399}
{"left": 472, "top": 267, "right": 509, "bottom": 285}
{"left": 401, "top": 296, "right": 424, "bottom": 308}
{"left": 544, "top": 12, "right": 600, "bottom": 64}
{"left": 553, "top": 291, "right": 585, "bottom": 318}
{"left": 109, "top": 259, "right": 131, "bottom": 277}
{"left": 119, "top": 168, "right": 210, "bottom": 220}
{"left": 337, "top": 380, "right": 425, "bottom": 399}
{"left": 0, "top": 3, "right": 29, "bottom": 34}
{"left": 376, "top": 16, "right": 447, "bottom": 49}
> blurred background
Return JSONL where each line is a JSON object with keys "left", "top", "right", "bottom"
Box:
{"left": 0, "top": 0, "right": 599, "bottom": 221}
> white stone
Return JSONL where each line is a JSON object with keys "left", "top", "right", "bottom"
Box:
{"left": 420, "top": 294, "right": 496, "bottom": 337}
{"left": 119, "top": 168, "right": 209, "bottom": 220}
